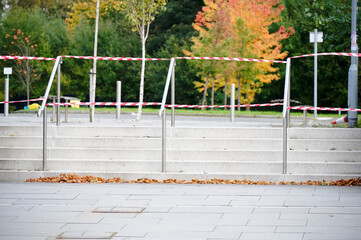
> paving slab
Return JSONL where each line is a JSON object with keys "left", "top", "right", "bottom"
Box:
{"left": 0, "top": 183, "right": 360, "bottom": 240}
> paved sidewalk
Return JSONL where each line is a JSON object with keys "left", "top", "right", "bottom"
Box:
{"left": 0, "top": 183, "right": 360, "bottom": 240}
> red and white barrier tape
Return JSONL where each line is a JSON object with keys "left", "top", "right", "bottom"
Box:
{"left": 61, "top": 55, "right": 170, "bottom": 61}
{"left": 2, "top": 52, "right": 359, "bottom": 62}
{"left": 0, "top": 98, "right": 45, "bottom": 104}
{"left": 0, "top": 56, "right": 56, "bottom": 61}
{"left": 176, "top": 57, "right": 287, "bottom": 64}
{"left": 291, "top": 52, "right": 361, "bottom": 59}
{"left": 61, "top": 55, "right": 286, "bottom": 63}
{"left": 46, "top": 102, "right": 162, "bottom": 107}
{"left": 46, "top": 102, "right": 283, "bottom": 109}
{"left": 288, "top": 106, "right": 361, "bottom": 112}
{"left": 164, "top": 102, "right": 284, "bottom": 109}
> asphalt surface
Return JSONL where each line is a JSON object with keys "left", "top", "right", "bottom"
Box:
{"left": 0, "top": 182, "right": 360, "bottom": 240}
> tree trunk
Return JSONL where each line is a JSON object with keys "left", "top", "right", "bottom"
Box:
{"left": 237, "top": 76, "right": 241, "bottom": 111}
{"left": 211, "top": 75, "right": 215, "bottom": 106}
{"left": 201, "top": 73, "right": 209, "bottom": 110}
{"left": 26, "top": 60, "right": 30, "bottom": 106}
{"left": 224, "top": 80, "right": 227, "bottom": 109}
{"left": 26, "top": 74, "right": 30, "bottom": 107}
{"left": 136, "top": 35, "right": 146, "bottom": 121}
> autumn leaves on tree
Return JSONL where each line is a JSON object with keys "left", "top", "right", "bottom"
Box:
{"left": 187, "top": 0, "right": 294, "bottom": 106}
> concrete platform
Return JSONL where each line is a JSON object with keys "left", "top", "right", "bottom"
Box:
{"left": 0, "top": 182, "right": 360, "bottom": 240}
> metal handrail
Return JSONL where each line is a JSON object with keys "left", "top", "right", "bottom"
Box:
{"left": 159, "top": 58, "right": 175, "bottom": 117}
{"left": 37, "top": 56, "right": 62, "bottom": 117}
{"left": 282, "top": 58, "right": 291, "bottom": 119}
{"left": 282, "top": 58, "right": 291, "bottom": 174}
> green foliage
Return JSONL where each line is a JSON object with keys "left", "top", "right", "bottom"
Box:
{"left": 257, "top": 0, "right": 360, "bottom": 109}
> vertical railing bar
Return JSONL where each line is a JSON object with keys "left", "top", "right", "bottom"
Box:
{"left": 56, "top": 58, "right": 62, "bottom": 126}
{"left": 171, "top": 60, "right": 176, "bottom": 127}
{"left": 162, "top": 109, "right": 166, "bottom": 173}
{"left": 230, "top": 84, "right": 235, "bottom": 122}
{"left": 43, "top": 106, "right": 47, "bottom": 171}
{"left": 282, "top": 58, "right": 291, "bottom": 174}
{"left": 116, "top": 81, "right": 121, "bottom": 119}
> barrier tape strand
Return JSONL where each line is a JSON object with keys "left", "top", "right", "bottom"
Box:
{"left": 0, "top": 98, "right": 45, "bottom": 104}
{"left": 288, "top": 106, "right": 361, "bottom": 112}
{"left": 0, "top": 56, "right": 56, "bottom": 61}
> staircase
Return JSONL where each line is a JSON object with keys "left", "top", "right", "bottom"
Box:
{"left": 0, "top": 125, "right": 360, "bottom": 181}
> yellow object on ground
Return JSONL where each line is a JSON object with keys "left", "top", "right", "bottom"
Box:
{"left": 70, "top": 99, "right": 80, "bottom": 108}
{"left": 28, "top": 103, "right": 40, "bottom": 110}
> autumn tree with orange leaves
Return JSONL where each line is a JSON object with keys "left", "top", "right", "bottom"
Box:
{"left": 2, "top": 29, "right": 40, "bottom": 105}
{"left": 188, "top": 0, "right": 294, "bottom": 106}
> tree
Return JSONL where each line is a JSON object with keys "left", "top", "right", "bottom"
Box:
{"left": 2, "top": 29, "right": 40, "bottom": 104}
{"left": 123, "top": 0, "right": 167, "bottom": 121}
{"left": 188, "top": 0, "right": 293, "bottom": 106}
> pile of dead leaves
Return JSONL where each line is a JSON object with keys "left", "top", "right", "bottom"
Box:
{"left": 24, "top": 174, "right": 361, "bottom": 186}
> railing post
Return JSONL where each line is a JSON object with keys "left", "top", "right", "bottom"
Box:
{"left": 116, "top": 81, "right": 121, "bottom": 119}
{"left": 282, "top": 58, "right": 291, "bottom": 174}
{"left": 162, "top": 109, "right": 166, "bottom": 173}
{"left": 52, "top": 97, "right": 56, "bottom": 123}
{"left": 89, "top": 69, "right": 94, "bottom": 123}
{"left": 4, "top": 76, "right": 9, "bottom": 117}
{"left": 171, "top": 60, "right": 176, "bottom": 127}
{"left": 230, "top": 83, "right": 235, "bottom": 122}
{"left": 56, "top": 57, "right": 62, "bottom": 126}
{"left": 43, "top": 106, "right": 47, "bottom": 171}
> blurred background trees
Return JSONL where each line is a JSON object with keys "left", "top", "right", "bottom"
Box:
{"left": 0, "top": 0, "right": 359, "bottom": 110}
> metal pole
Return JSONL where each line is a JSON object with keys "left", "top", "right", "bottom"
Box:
{"left": 162, "top": 109, "right": 166, "bottom": 173}
{"left": 116, "top": 81, "right": 121, "bottom": 119}
{"left": 348, "top": 0, "right": 359, "bottom": 128}
{"left": 43, "top": 106, "right": 47, "bottom": 171}
{"left": 314, "top": 29, "right": 318, "bottom": 119}
{"left": 4, "top": 75, "right": 9, "bottom": 117}
{"left": 65, "top": 100, "right": 68, "bottom": 123}
{"left": 56, "top": 58, "right": 61, "bottom": 126}
{"left": 230, "top": 84, "right": 235, "bottom": 122}
{"left": 282, "top": 117, "right": 288, "bottom": 174}
{"left": 52, "top": 97, "right": 55, "bottom": 123}
{"left": 89, "top": 69, "right": 94, "bottom": 122}
{"left": 171, "top": 60, "right": 176, "bottom": 127}
{"left": 91, "top": 0, "right": 100, "bottom": 123}
{"left": 282, "top": 58, "right": 291, "bottom": 174}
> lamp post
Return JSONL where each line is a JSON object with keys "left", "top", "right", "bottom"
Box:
{"left": 3, "top": 67, "right": 12, "bottom": 117}
{"left": 90, "top": 0, "right": 100, "bottom": 122}
{"left": 348, "top": 0, "right": 358, "bottom": 128}
{"left": 310, "top": 29, "right": 323, "bottom": 119}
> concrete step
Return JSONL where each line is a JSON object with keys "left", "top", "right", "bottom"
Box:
{"left": 288, "top": 162, "right": 361, "bottom": 175}
{"left": 0, "top": 136, "right": 43, "bottom": 148}
{"left": 169, "top": 127, "right": 283, "bottom": 139}
{"left": 2, "top": 169, "right": 361, "bottom": 182}
{"left": 1, "top": 136, "right": 360, "bottom": 152}
{"left": 53, "top": 126, "right": 162, "bottom": 138}
{"left": 1, "top": 159, "right": 359, "bottom": 175}
{"left": 288, "top": 139, "right": 361, "bottom": 151}
{"left": 288, "top": 150, "right": 361, "bottom": 162}
{"left": 1, "top": 146, "right": 360, "bottom": 162}
{"left": 0, "top": 159, "right": 42, "bottom": 171}
{"left": 289, "top": 128, "right": 361, "bottom": 139}
{"left": 0, "top": 126, "right": 42, "bottom": 137}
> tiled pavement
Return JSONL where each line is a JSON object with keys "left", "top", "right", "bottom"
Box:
{"left": 0, "top": 183, "right": 360, "bottom": 240}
